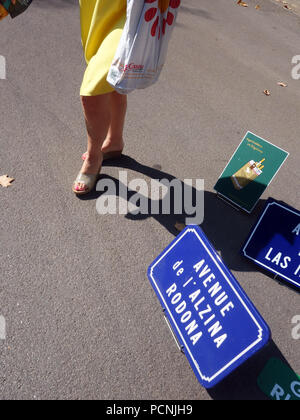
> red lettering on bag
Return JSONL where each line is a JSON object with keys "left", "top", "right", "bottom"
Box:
{"left": 123, "top": 63, "right": 144, "bottom": 73}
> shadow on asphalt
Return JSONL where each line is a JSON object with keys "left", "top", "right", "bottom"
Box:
{"left": 79, "top": 154, "right": 267, "bottom": 273}
{"left": 79, "top": 154, "right": 299, "bottom": 294}
{"left": 80, "top": 154, "right": 300, "bottom": 289}
{"left": 77, "top": 154, "right": 297, "bottom": 400}
{"left": 207, "top": 339, "right": 292, "bottom": 400}
{"left": 80, "top": 155, "right": 300, "bottom": 287}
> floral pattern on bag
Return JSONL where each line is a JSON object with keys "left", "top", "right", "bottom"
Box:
{"left": 0, "top": 4, "right": 9, "bottom": 20}
{"left": 0, "top": 0, "right": 32, "bottom": 20}
{"left": 144, "top": 0, "right": 181, "bottom": 39}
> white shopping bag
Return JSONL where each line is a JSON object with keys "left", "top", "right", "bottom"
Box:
{"left": 107, "top": 0, "right": 181, "bottom": 94}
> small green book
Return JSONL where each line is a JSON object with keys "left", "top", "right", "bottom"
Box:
{"left": 214, "top": 131, "right": 289, "bottom": 213}
{"left": 0, "top": 0, "right": 33, "bottom": 19}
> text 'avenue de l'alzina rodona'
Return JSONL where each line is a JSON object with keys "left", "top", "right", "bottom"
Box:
{"left": 166, "top": 258, "right": 236, "bottom": 349}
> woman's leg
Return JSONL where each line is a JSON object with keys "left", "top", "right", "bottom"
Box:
{"left": 74, "top": 93, "right": 111, "bottom": 192}
{"left": 102, "top": 91, "right": 127, "bottom": 153}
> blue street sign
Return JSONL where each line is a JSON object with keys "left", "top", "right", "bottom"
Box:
{"left": 148, "top": 226, "right": 271, "bottom": 389}
{"left": 243, "top": 199, "right": 300, "bottom": 290}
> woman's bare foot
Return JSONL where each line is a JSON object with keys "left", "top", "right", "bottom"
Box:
{"left": 101, "top": 136, "right": 124, "bottom": 153}
{"left": 82, "top": 137, "right": 124, "bottom": 161}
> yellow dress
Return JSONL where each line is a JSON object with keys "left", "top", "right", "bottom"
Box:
{"left": 79, "top": 0, "right": 127, "bottom": 96}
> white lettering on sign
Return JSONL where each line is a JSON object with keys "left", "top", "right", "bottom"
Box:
{"left": 270, "top": 384, "right": 292, "bottom": 400}
{"left": 292, "top": 223, "right": 300, "bottom": 236}
{"left": 270, "top": 381, "right": 300, "bottom": 400}
{"left": 294, "top": 253, "right": 300, "bottom": 277}
{"left": 265, "top": 248, "right": 292, "bottom": 268}
{"left": 264, "top": 248, "right": 300, "bottom": 277}
{"left": 166, "top": 258, "right": 236, "bottom": 349}
{"left": 291, "top": 381, "right": 300, "bottom": 398}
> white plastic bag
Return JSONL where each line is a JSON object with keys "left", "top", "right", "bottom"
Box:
{"left": 107, "top": 0, "right": 181, "bottom": 94}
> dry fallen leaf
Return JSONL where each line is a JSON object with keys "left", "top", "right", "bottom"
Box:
{"left": 278, "top": 82, "right": 288, "bottom": 87}
{"left": 0, "top": 175, "right": 15, "bottom": 188}
{"left": 237, "top": 0, "right": 249, "bottom": 6}
{"left": 175, "top": 222, "right": 186, "bottom": 232}
{"left": 264, "top": 89, "right": 271, "bottom": 96}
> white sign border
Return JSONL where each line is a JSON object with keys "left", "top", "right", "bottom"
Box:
{"left": 149, "top": 227, "right": 268, "bottom": 386}
{"left": 243, "top": 201, "right": 300, "bottom": 289}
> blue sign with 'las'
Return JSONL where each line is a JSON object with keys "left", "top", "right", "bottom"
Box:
{"left": 148, "top": 226, "right": 270, "bottom": 389}
{"left": 243, "top": 199, "right": 300, "bottom": 290}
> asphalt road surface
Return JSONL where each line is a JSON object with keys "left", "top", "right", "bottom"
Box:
{"left": 0, "top": 0, "right": 299, "bottom": 400}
